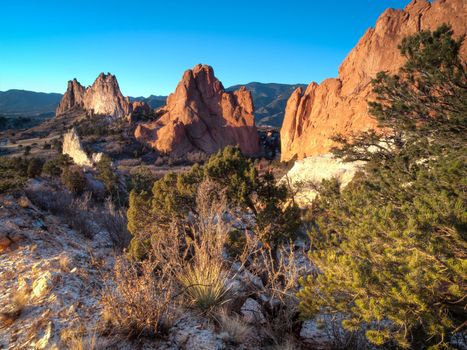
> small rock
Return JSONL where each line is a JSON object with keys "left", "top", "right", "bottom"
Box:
{"left": 259, "top": 294, "right": 281, "bottom": 309}
{"left": 18, "top": 196, "right": 31, "bottom": 208}
{"left": 241, "top": 298, "right": 266, "bottom": 324}
{"left": 32, "top": 271, "right": 55, "bottom": 299}
{"left": 185, "top": 329, "right": 223, "bottom": 350}
{"left": 35, "top": 321, "right": 54, "bottom": 349}
{"left": 300, "top": 319, "right": 333, "bottom": 349}
{"left": 241, "top": 270, "right": 264, "bottom": 289}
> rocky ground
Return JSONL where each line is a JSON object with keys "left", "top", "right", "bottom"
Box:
{"left": 0, "top": 190, "right": 116, "bottom": 349}
{"left": 0, "top": 179, "right": 327, "bottom": 350}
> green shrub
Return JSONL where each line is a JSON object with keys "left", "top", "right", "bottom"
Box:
{"left": 23, "top": 145, "right": 31, "bottom": 156}
{"left": 299, "top": 26, "right": 466, "bottom": 349}
{"left": 42, "top": 154, "right": 72, "bottom": 177}
{"left": 51, "top": 138, "right": 62, "bottom": 152}
{"left": 127, "top": 146, "right": 301, "bottom": 259}
{"left": 255, "top": 171, "right": 301, "bottom": 245}
{"left": 203, "top": 146, "right": 256, "bottom": 209}
{"left": 129, "top": 166, "right": 156, "bottom": 194}
{"left": 27, "top": 158, "right": 43, "bottom": 178}
{"left": 61, "top": 165, "right": 87, "bottom": 195}
{"left": 95, "top": 154, "right": 126, "bottom": 205}
{"left": 0, "top": 157, "right": 29, "bottom": 193}
{"left": 225, "top": 229, "right": 247, "bottom": 258}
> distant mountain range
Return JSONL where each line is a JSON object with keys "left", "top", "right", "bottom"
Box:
{"left": 0, "top": 83, "right": 306, "bottom": 127}
{"left": 129, "top": 95, "right": 166, "bottom": 110}
{"left": 227, "top": 82, "right": 307, "bottom": 127}
{"left": 0, "top": 90, "right": 62, "bottom": 115}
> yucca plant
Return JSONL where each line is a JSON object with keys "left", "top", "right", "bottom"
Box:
{"left": 178, "top": 179, "right": 231, "bottom": 311}
{"left": 178, "top": 258, "right": 230, "bottom": 311}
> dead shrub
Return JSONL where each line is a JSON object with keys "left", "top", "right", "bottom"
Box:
{"left": 94, "top": 198, "right": 131, "bottom": 250}
{"left": 26, "top": 185, "right": 129, "bottom": 241}
{"left": 216, "top": 308, "right": 252, "bottom": 344}
{"left": 100, "top": 256, "right": 179, "bottom": 338}
{"left": 26, "top": 186, "right": 94, "bottom": 238}
{"left": 250, "top": 243, "right": 302, "bottom": 346}
{"left": 60, "top": 327, "right": 98, "bottom": 350}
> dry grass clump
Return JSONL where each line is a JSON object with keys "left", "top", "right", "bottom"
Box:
{"left": 101, "top": 256, "right": 179, "bottom": 337}
{"left": 271, "top": 338, "right": 299, "bottom": 350}
{"left": 58, "top": 254, "right": 72, "bottom": 272}
{"left": 26, "top": 187, "right": 95, "bottom": 238}
{"left": 0, "top": 288, "right": 29, "bottom": 329}
{"left": 60, "top": 327, "right": 99, "bottom": 350}
{"left": 94, "top": 198, "right": 131, "bottom": 250}
{"left": 177, "top": 180, "right": 231, "bottom": 311}
{"left": 253, "top": 244, "right": 302, "bottom": 346}
{"left": 177, "top": 255, "right": 230, "bottom": 311}
{"left": 26, "top": 185, "right": 130, "bottom": 247}
{"left": 230, "top": 225, "right": 303, "bottom": 347}
{"left": 216, "top": 308, "right": 252, "bottom": 344}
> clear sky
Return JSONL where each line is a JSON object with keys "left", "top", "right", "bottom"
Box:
{"left": 0, "top": 0, "right": 410, "bottom": 97}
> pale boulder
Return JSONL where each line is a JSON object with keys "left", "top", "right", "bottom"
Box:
{"left": 281, "top": 154, "right": 365, "bottom": 207}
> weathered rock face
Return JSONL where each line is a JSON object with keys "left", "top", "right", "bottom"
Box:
{"left": 281, "top": 0, "right": 467, "bottom": 161}
{"left": 56, "top": 73, "right": 130, "bottom": 119}
{"left": 62, "top": 128, "right": 102, "bottom": 167}
{"left": 82, "top": 73, "right": 130, "bottom": 118}
{"left": 127, "top": 100, "right": 151, "bottom": 123}
{"left": 55, "top": 79, "right": 86, "bottom": 116}
{"left": 129, "top": 100, "right": 151, "bottom": 116}
{"left": 135, "top": 64, "right": 260, "bottom": 156}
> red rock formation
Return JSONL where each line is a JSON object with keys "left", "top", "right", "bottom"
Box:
{"left": 56, "top": 73, "right": 130, "bottom": 118}
{"left": 56, "top": 79, "right": 86, "bottom": 116}
{"left": 130, "top": 100, "right": 151, "bottom": 116}
{"left": 281, "top": 0, "right": 467, "bottom": 161}
{"left": 82, "top": 73, "right": 130, "bottom": 118}
{"left": 135, "top": 64, "right": 260, "bottom": 156}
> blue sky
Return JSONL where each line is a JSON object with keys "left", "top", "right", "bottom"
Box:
{"left": 0, "top": 0, "right": 410, "bottom": 96}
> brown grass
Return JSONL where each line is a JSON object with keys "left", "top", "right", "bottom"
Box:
{"left": 176, "top": 180, "right": 231, "bottom": 311}
{"left": 0, "top": 288, "right": 29, "bottom": 329}
{"left": 94, "top": 198, "right": 131, "bottom": 250}
{"left": 216, "top": 308, "right": 252, "bottom": 344}
{"left": 252, "top": 244, "right": 302, "bottom": 346}
{"left": 100, "top": 256, "right": 179, "bottom": 338}
{"left": 59, "top": 324, "right": 113, "bottom": 350}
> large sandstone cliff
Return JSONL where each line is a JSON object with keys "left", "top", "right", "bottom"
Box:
{"left": 56, "top": 73, "right": 133, "bottom": 119}
{"left": 281, "top": 0, "right": 466, "bottom": 161}
{"left": 135, "top": 64, "right": 260, "bottom": 156}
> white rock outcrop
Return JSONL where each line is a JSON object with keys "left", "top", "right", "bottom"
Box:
{"left": 281, "top": 154, "right": 365, "bottom": 207}
{"left": 62, "top": 128, "right": 92, "bottom": 167}
{"left": 62, "top": 128, "right": 103, "bottom": 167}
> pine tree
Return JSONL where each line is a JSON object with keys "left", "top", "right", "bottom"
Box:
{"left": 298, "top": 26, "right": 466, "bottom": 349}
